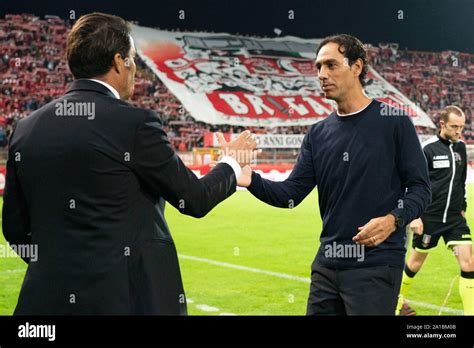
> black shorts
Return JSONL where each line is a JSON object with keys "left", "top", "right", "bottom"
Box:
{"left": 412, "top": 215, "right": 472, "bottom": 252}
{"left": 306, "top": 263, "right": 403, "bottom": 315}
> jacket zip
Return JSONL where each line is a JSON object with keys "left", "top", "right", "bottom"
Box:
{"left": 442, "top": 143, "right": 456, "bottom": 223}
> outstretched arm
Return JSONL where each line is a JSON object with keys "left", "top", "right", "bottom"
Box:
{"left": 132, "top": 111, "right": 257, "bottom": 218}
{"left": 244, "top": 133, "right": 316, "bottom": 209}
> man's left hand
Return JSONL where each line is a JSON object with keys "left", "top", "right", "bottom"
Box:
{"left": 353, "top": 214, "right": 397, "bottom": 247}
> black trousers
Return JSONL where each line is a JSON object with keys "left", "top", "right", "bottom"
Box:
{"left": 306, "top": 263, "right": 403, "bottom": 315}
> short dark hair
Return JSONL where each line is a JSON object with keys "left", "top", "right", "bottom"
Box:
{"left": 439, "top": 105, "right": 465, "bottom": 123}
{"left": 67, "top": 12, "right": 131, "bottom": 79}
{"left": 316, "top": 34, "right": 368, "bottom": 86}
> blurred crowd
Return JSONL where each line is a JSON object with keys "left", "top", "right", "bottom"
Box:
{"left": 1, "top": 14, "right": 473, "bottom": 151}
{"left": 368, "top": 44, "right": 473, "bottom": 141}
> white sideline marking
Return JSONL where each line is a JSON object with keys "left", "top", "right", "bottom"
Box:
{"left": 179, "top": 254, "right": 310, "bottom": 283}
{"left": 0, "top": 268, "right": 26, "bottom": 273}
{"left": 187, "top": 298, "right": 236, "bottom": 315}
{"left": 179, "top": 254, "right": 464, "bottom": 315}
{"left": 195, "top": 304, "right": 219, "bottom": 312}
{"left": 408, "top": 300, "right": 463, "bottom": 315}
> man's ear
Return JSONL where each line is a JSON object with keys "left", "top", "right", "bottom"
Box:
{"left": 351, "top": 58, "right": 363, "bottom": 79}
{"left": 112, "top": 53, "right": 123, "bottom": 74}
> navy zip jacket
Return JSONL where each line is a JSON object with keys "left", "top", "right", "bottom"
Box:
{"left": 248, "top": 100, "right": 431, "bottom": 269}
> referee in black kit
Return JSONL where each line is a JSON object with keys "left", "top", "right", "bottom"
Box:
{"left": 398, "top": 105, "right": 474, "bottom": 315}
{"left": 237, "top": 34, "right": 432, "bottom": 315}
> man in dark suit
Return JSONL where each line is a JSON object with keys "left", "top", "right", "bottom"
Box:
{"left": 2, "top": 12, "right": 257, "bottom": 315}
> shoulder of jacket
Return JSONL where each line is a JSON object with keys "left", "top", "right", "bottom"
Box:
{"left": 421, "top": 135, "right": 439, "bottom": 149}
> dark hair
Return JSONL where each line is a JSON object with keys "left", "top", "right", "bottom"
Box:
{"left": 316, "top": 34, "right": 368, "bottom": 86}
{"left": 67, "top": 12, "right": 131, "bottom": 79}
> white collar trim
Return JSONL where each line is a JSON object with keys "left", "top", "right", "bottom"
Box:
{"left": 337, "top": 100, "right": 372, "bottom": 116}
{"left": 88, "top": 79, "right": 120, "bottom": 99}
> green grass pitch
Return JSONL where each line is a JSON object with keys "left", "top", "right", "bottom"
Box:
{"left": 0, "top": 185, "right": 472, "bottom": 315}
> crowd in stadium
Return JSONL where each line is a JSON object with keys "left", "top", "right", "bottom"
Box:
{"left": 368, "top": 44, "right": 473, "bottom": 140}
{"left": 1, "top": 13, "right": 473, "bottom": 151}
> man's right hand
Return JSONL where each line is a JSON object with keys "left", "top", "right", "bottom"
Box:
{"left": 409, "top": 218, "right": 424, "bottom": 235}
{"left": 216, "top": 131, "right": 259, "bottom": 167}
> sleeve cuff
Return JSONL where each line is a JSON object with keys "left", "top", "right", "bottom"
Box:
{"left": 247, "top": 171, "right": 263, "bottom": 195}
{"left": 219, "top": 156, "right": 241, "bottom": 178}
{"left": 390, "top": 208, "right": 409, "bottom": 228}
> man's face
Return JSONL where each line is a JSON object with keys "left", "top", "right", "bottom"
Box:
{"left": 440, "top": 113, "right": 465, "bottom": 142}
{"left": 120, "top": 35, "right": 137, "bottom": 100}
{"left": 314, "top": 42, "right": 360, "bottom": 102}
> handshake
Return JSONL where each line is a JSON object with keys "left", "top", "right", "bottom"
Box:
{"left": 213, "top": 130, "right": 260, "bottom": 188}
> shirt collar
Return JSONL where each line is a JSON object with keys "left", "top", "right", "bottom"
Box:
{"left": 88, "top": 79, "right": 120, "bottom": 99}
{"left": 437, "top": 133, "right": 455, "bottom": 145}
{"left": 336, "top": 99, "right": 373, "bottom": 116}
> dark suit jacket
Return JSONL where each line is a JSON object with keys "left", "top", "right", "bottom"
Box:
{"left": 2, "top": 79, "right": 237, "bottom": 315}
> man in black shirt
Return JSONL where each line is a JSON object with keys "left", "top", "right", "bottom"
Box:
{"left": 235, "top": 34, "right": 431, "bottom": 315}
{"left": 397, "top": 105, "right": 473, "bottom": 315}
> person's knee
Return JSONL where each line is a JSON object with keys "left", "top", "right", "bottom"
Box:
{"left": 454, "top": 246, "right": 474, "bottom": 272}
{"left": 459, "top": 258, "right": 474, "bottom": 272}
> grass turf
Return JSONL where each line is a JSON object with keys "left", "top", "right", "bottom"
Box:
{"left": 0, "top": 185, "right": 472, "bottom": 315}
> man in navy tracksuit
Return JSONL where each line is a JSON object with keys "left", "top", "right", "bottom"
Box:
{"left": 236, "top": 34, "right": 431, "bottom": 315}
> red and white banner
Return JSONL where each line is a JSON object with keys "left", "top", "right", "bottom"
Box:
{"left": 131, "top": 25, "right": 436, "bottom": 128}
{"left": 203, "top": 132, "right": 304, "bottom": 148}
{"left": 205, "top": 133, "right": 444, "bottom": 148}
